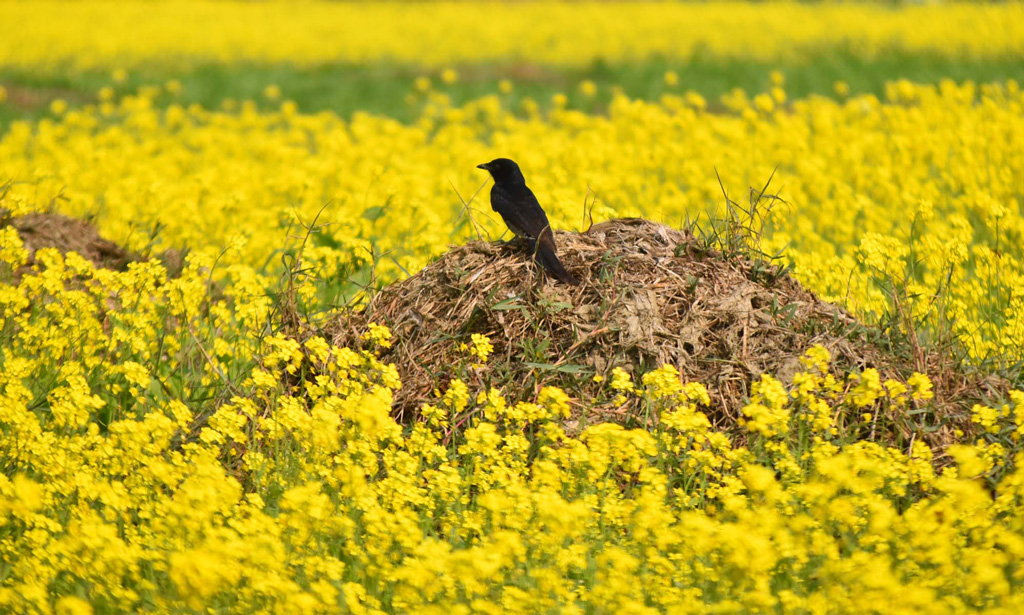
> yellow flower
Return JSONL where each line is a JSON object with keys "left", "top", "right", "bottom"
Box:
{"left": 907, "top": 373, "right": 934, "bottom": 401}
{"left": 740, "top": 464, "right": 777, "bottom": 495}
{"left": 608, "top": 366, "right": 635, "bottom": 405}
{"left": 971, "top": 403, "right": 1001, "bottom": 435}
{"left": 641, "top": 364, "right": 682, "bottom": 401}
{"left": 169, "top": 548, "right": 243, "bottom": 610}
{"left": 442, "top": 378, "right": 470, "bottom": 414}
{"left": 538, "top": 386, "right": 572, "bottom": 419}
{"left": 466, "top": 333, "right": 493, "bottom": 363}
{"left": 884, "top": 379, "right": 908, "bottom": 406}
{"left": 753, "top": 93, "right": 774, "bottom": 114}
{"left": 49, "top": 98, "right": 68, "bottom": 115}
{"left": 55, "top": 596, "right": 93, "bottom": 615}
{"left": 742, "top": 375, "right": 791, "bottom": 437}
{"left": 849, "top": 369, "right": 883, "bottom": 408}
{"left": 362, "top": 322, "right": 392, "bottom": 348}
{"left": 9, "top": 475, "right": 44, "bottom": 514}
{"left": 684, "top": 90, "right": 706, "bottom": 111}
{"left": 800, "top": 345, "right": 832, "bottom": 373}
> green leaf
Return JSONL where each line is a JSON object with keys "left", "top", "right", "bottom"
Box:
{"left": 491, "top": 297, "right": 527, "bottom": 311}
{"left": 523, "top": 362, "right": 590, "bottom": 374}
{"left": 362, "top": 205, "right": 386, "bottom": 222}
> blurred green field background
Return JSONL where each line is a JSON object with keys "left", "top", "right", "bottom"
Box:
{"left": 4, "top": 52, "right": 1024, "bottom": 129}
{"left": 2, "top": 0, "right": 1023, "bottom": 129}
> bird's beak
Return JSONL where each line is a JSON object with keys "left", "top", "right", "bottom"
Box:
{"left": 476, "top": 163, "right": 489, "bottom": 170}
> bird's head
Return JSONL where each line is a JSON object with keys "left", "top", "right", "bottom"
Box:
{"left": 476, "top": 158, "right": 525, "bottom": 185}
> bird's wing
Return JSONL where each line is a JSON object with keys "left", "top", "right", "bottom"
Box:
{"left": 492, "top": 185, "right": 552, "bottom": 240}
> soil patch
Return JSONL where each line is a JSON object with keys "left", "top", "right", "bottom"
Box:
{"left": 0, "top": 82, "right": 90, "bottom": 112}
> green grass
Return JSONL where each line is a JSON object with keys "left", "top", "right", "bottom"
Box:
{"left": 2, "top": 52, "right": 1023, "bottom": 129}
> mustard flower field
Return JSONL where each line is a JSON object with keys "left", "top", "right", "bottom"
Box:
{"left": 2, "top": 2, "right": 1024, "bottom": 614}
{"left": 0, "top": 1, "right": 1022, "bottom": 72}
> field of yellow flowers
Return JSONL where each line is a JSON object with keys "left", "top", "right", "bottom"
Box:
{"left": 2, "top": 1, "right": 1023, "bottom": 72}
{"left": 2, "top": 2, "right": 1024, "bottom": 614}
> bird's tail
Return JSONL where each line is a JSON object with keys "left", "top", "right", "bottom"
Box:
{"left": 531, "top": 229, "right": 579, "bottom": 286}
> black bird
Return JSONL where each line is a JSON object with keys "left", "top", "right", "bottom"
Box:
{"left": 476, "top": 158, "right": 579, "bottom": 285}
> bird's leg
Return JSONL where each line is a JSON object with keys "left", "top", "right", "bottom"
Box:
{"left": 525, "top": 237, "right": 539, "bottom": 258}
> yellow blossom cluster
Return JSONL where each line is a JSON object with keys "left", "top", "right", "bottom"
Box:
{"left": 3, "top": 78, "right": 1024, "bottom": 357}
{"left": 459, "top": 333, "right": 494, "bottom": 366}
{"left": 0, "top": 2, "right": 1021, "bottom": 73}
{"left": 2, "top": 234, "right": 1024, "bottom": 612}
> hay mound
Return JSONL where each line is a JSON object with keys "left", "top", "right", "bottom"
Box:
{"left": 330, "top": 219, "right": 992, "bottom": 450}
{"left": 1, "top": 211, "right": 186, "bottom": 277}
{"left": 6, "top": 211, "right": 137, "bottom": 271}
